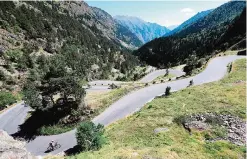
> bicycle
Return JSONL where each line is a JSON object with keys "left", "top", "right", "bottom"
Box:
{"left": 47, "top": 142, "right": 61, "bottom": 151}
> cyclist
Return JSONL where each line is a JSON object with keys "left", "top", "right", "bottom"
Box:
{"left": 49, "top": 140, "right": 55, "bottom": 151}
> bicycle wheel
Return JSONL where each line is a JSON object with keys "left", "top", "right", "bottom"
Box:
{"left": 55, "top": 143, "right": 61, "bottom": 149}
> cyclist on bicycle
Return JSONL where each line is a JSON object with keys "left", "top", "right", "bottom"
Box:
{"left": 49, "top": 140, "right": 55, "bottom": 150}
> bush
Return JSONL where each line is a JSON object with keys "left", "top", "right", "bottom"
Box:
{"left": 227, "top": 63, "right": 232, "bottom": 73}
{"left": 237, "top": 50, "right": 246, "bottom": 55}
{"left": 165, "top": 86, "right": 171, "bottom": 96}
{"left": 0, "top": 91, "right": 16, "bottom": 110}
{"left": 38, "top": 124, "right": 75, "bottom": 135}
{"left": 204, "top": 126, "right": 227, "bottom": 140}
{"left": 188, "top": 79, "right": 194, "bottom": 87}
{"left": 4, "top": 64, "right": 15, "bottom": 73}
{"left": 0, "top": 70, "right": 6, "bottom": 81}
{"left": 5, "top": 49, "right": 23, "bottom": 62}
{"left": 165, "top": 69, "right": 169, "bottom": 76}
{"left": 109, "top": 83, "right": 118, "bottom": 89}
{"left": 76, "top": 121, "right": 105, "bottom": 151}
{"left": 5, "top": 76, "right": 16, "bottom": 85}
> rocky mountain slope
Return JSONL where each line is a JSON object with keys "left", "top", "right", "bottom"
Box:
{"left": 164, "top": 9, "right": 213, "bottom": 37}
{"left": 135, "top": 1, "right": 246, "bottom": 68}
{"left": 115, "top": 15, "right": 170, "bottom": 43}
{"left": 52, "top": 1, "right": 142, "bottom": 49}
{"left": 0, "top": 1, "right": 142, "bottom": 91}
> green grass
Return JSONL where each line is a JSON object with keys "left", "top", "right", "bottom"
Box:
{"left": 90, "top": 84, "right": 144, "bottom": 116}
{"left": 38, "top": 124, "right": 76, "bottom": 135}
{"left": 152, "top": 74, "right": 175, "bottom": 83}
{"left": 71, "top": 59, "right": 246, "bottom": 159}
{"left": 0, "top": 91, "right": 17, "bottom": 110}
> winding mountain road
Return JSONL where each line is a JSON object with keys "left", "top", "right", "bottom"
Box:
{"left": 87, "top": 68, "right": 185, "bottom": 91}
{"left": 139, "top": 68, "right": 185, "bottom": 83}
{"left": 0, "top": 55, "right": 244, "bottom": 156}
{"left": 0, "top": 67, "right": 183, "bottom": 134}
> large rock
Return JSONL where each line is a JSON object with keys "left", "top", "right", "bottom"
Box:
{"left": 182, "top": 113, "right": 246, "bottom": 145}
{"left": 153, "top": 127, "right": 169, "bottom": 134}
{"left": 0, "top": 130, "right": 36, "bottom": 159}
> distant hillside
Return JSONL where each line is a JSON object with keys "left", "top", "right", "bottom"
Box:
{"left": 216, "top": 7, "right": 246, "bottom": 50}
{"left": 115, "top": 15, "right": 170, "bottom": 43}
{"left": 164, "top": 9, "right": 213, "bottom": 37}
{"left": 135, "top": 1, "right": 246, "bottom": 68}
{"left": 0, "top": 1, "right": 142, "bottom": 91}
{"left": 90, "top": 7, "right": 142, "bottom": 48}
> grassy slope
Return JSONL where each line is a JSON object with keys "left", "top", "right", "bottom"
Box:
{"left": 86, "top": 84, "right": 145, "bottom": 116}
{"left": 72, "top": 59, "right": 246, "bottom": 159}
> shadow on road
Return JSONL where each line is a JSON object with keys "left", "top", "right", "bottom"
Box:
{"left": 12, "top": 102, "right": 79, "bottom": 141}
{"left": 44, "top": 149, "right": 52, "bottom": 154}
{"left": 64, "top": 145, "right": 82, "bottom": 156}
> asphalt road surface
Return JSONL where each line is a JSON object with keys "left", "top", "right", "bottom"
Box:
{"left": 139, "top": 68, "right": 185, "bottom": 83}
{"left": 0, "top": 55, "right": 244, "bottom": 156}
{"left": 0, "top": 102, "right": 29, "bottom": 135}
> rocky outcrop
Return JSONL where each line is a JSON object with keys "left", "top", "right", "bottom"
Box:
{"left": 0, "top": 130, "right": 35, "bottom": 159}
{"left": 181, "top": 113, "right": 246, "bottom": 145}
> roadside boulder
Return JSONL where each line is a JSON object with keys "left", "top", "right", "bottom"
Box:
{"left": 153, "top": 127, "right": 169, "bottom": 134}
{"left": 0, "top": 130, "right": 36, "bottom": 159}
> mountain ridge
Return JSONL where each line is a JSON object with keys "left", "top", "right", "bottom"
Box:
{"left": 135, "top": 1, "right": 246, "bottom": 68}
{"left": 114, "top": 15, "right": 170, "bottom": 43}
{"left": 164, "top": 9, "right": 213, "bottom": 37}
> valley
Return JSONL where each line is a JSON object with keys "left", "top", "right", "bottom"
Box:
{"left": 0, "top": 1, "right": 246, "bottom": 159}
{"left": 0, "top": 54, "right": 245, "bottom": 157}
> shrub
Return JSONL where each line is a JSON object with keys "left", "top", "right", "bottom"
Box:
{"left": 204, "top": 126, "right": 227, "bottom": 140}
{"left": 165, "top": 69, "right": 169, "bottom": 76}
{"left": 0, "top": 70, "right": 6, "bottom": 81}
{"left": 0, "top": 91, "right": 16, "bottom": 110}
{"left": 133, "top": 73, "right": 140, "bottom": 81}
{"left": 5, "top": 76, "right": 16, "bottom": 85}
{"left": 165, "top": 86, "right": 171, "bottom": 96}
{"left": 109, "top": 83, "right": 118, "bottom": 89}
{"left": 188, "top": 79, "right": 194, "bottom": 87}
{"left": 173, "top": 115, "right": 187, "bottom": 125}
{"left": 4, "top": 64, "right": 15, "bottom": 73}
{"left": 237, "top": 50, "right": 246, "bottom": 55}
{"left": 227, "top": 63, "right": 232, "bottom": 73}
{"left": 205, "top": 116, "right": 224, "bottom": 125}
{"left": 76, "top": 121, "right": 105, "bottom": 151}
{"left": 5, "top": 49, "right": 23, "bottom": 62}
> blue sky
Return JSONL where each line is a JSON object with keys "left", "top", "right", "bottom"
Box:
{"left": 86, "top": 1, "right": 228, "bottom": 27}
